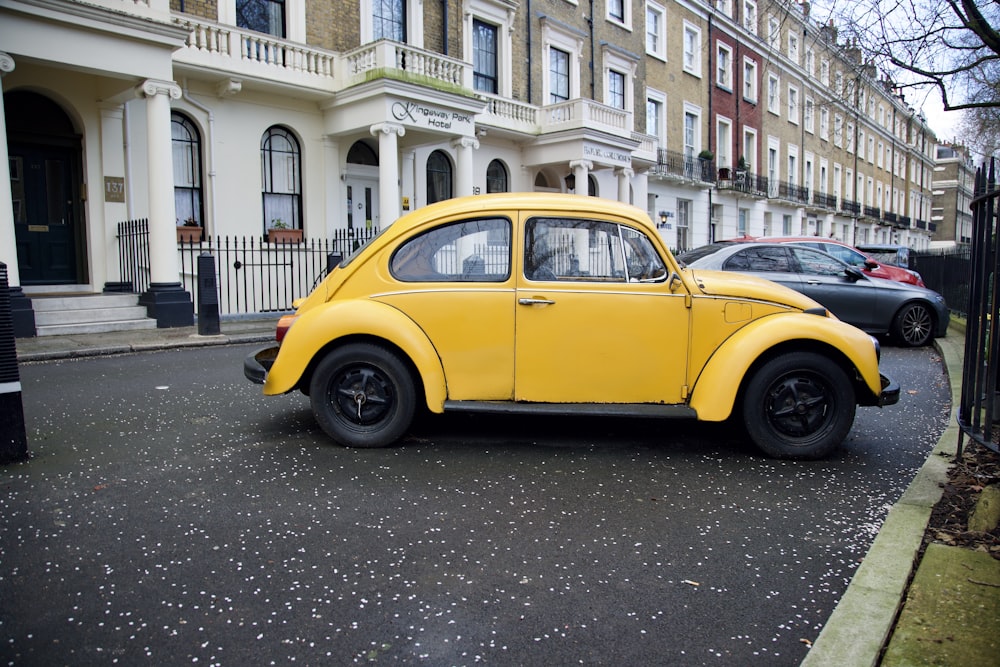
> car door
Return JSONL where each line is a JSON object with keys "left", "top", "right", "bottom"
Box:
{"left": 513, "top": 214, "right": 690, "bottom": 404}
{"left": 786, "top": 246, "right": 880, "bottom": 330}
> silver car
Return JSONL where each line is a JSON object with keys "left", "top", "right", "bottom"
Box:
{"left": 678, "top": 242, "right": 949, "bottom": 347}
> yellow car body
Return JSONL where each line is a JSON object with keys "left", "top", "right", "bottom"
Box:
{"left": 245, "top": 193, "right": 898, "bottom": 459}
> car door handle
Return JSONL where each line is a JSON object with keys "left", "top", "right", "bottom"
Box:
{"left": 518, "top": 297, "right": 555, "bottom": 306}
{"left": 805, "top": 279, "right": 822, "bottom": 284}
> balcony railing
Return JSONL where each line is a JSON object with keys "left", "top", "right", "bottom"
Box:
{"left": 841, "top": 200, "right": 861, "bottom": 215}
{"left": 900, "top": 215, "right": 912, "bottom": 227}
{"left": 541, "top": 99, "right": 633, "bottom": 137}
{"left": 777, "top": 180, "right": 809, "bottom": 204}
{"left": 651, "top": 149, "right": 715, "bottom": 183}
{"left": 864, "top": 205, "right": 882, "bottom": 219}
{"left": 715, "top": 168, "right": 769, "bottom": 197}
{"left": 916, "top": 218, "right": 927, "bottom": 230}
{"left": 883, "top": 211, "right": 898, "bottom": 224}
{"left": 812, "top": 192, "right": 837, "bottom": 209}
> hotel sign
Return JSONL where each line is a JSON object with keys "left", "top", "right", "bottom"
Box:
{"left": 583, "top": 143, "right": 632, "bottom": 167}
{"left": 390, "top": 99, "right": 474, "bottom": 133}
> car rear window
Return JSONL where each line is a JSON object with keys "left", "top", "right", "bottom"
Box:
{"left": 390, "top": 217, "right": 511, "bottom": 282}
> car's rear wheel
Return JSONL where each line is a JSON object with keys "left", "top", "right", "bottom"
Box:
{"left": 309, "top": 343, "right": 416, "bottom": 448}
{"left": 742, "top": 352, "right": 855, "bottom": 460}
{"left": 892, "top": 302, "right": 934, "bottom": 347}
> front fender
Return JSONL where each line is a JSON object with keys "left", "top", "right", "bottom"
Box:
{"left": 689, "top": 313, "right": 883, "bottom": 422}
{"left": 263, "top": 299, "right": 447, "bottom": 412}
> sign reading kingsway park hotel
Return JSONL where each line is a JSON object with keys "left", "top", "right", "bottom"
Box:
{"left": 390, "top": 99, "right": 475, "bottom": 134}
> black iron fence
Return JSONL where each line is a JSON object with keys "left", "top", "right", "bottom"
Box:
{"left": 117, "top": 220, "right": 380, "bottom": 315}
{"left": 956, "top": 159, "right": 1000, "bottom": 454}
{"left": 912, "top": 246, "right": 972, "bottom": 319}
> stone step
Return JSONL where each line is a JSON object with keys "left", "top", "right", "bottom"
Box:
{"left": 35, "top": 318, "right": 158, "bottom": 337}
{"left": 30, "top": 293, "right": 157, "bottom": 336}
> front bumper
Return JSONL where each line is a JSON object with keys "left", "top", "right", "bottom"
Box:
{"left": 244, "top": 345, "right": 280, "bottom": 385}
{"left": 879, "top": 373, "right": 900, "bottom": 407}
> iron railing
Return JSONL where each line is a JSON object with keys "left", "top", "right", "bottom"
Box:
{"left": 117, "top": 220, "right": 379, "bottom": 315}
{"left": 912, "top": 246, "right": 971, "bottom": 319}
{"left": 957, "top": 158, "right": 1000, "bottom": 454}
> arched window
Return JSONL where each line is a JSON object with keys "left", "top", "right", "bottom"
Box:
{"left": 346, "top": 140, "right": 379, "bottom": 166}
{"left": 486, "top": 159, "right": 509, "bottom": 193}
{"left": 261, "top": 126, "right": 302, "bottom": 231}
{"left": 426, "top": 150, "right": 453, "bottom": 204}
{"left": 171, "top": 112, "right": 203, "bottom": 227}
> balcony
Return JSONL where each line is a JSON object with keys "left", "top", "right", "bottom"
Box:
{"left": 651, "top": 149, "right": 715, "bottom": 184}
{"left": 841, "top": 200, "right": 861, "bottom": 215}
{"left": 540, "top": 99, "right": 633, "bottom": 139}
{"left": 864, "top": 206, "right": 882, "bottom": 219}
{"left": 811, "top": 192, "right": 838, "bottom": 210}
{"left": 900, "top": 215, "right": 912, "bottom": 227}
{"left": 777, "top": 180, "right": 809, "bottom": 205}
{"left": 883, "top": 211, "right": 898, "bottom": 225}
{"left": 715, "top": 168, "right": 769, "bottom": 198}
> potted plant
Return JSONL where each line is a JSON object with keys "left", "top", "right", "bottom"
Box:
{"left": 176, "top": 217, "right": 203, "bottom": 242}
{"left": 267, "top": 219, "right": 303, "bottom": 244}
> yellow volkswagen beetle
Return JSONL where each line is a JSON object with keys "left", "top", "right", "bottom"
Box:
{"left": 245, "top": 193, "right": 898, "bottom": 459}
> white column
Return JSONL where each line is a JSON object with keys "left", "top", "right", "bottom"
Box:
{"left": 451, "top": 136, "right": 480, "bottom": 197}
{"left": 400, "top": 150, "right": 416, "bottom": 214}
{"left": 615, "top": 167, "right": 634, "bottom": 203}
{"left": 322, "top": 137, "right": 340, "bottom": 237}
{"left": 140, "top": 79, "right": 182, "bottom": 285}
{"left": 0, "top": 53, "right": 18, "bottom": 287}
{"left": 569, "top": 160, "right": 593, "bottom": 196}
{"left": 371, "top": 122, "right": 405, "bottom": 226}
{"left": 99, "top": 104, "right": 128, "bottom": 288}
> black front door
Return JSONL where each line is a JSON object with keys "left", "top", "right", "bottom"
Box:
{"left": 10, "top": 143, "right": 81, "bottom": 284}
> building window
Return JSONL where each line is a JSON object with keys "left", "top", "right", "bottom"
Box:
{"left": 237, "top": 0, "right": 285, "bottom": 37}
{"left": 820, "top": 108, "right": 829, "bottom": 140}
{"left": 767, "top": 73, "right": 780, "bottom": 114}
{"left": 743, "top": 0, "right": 757, "bottom": 34}
{"left": 743, "top": 58, "right": 757, "bottom": 102}
{"left": 646, "top": 89, "right": 666, "bottom": 148}
{"left": 683, "top": 23, "right": 701, "bottom": 77}
{"left": 608, "top": 70, "right": 625, "bottom": 109}
{"left": 427, "top": 150, "right": 453, "bottom": 204}
{"left": 486, "top": 159, "right": 509, "bottom": 193}
{"left": 739, "top": 208, "right": 748, "bottom": 236}
{"left": 373, "top": 0, "right": 405, "bottom": 41}
{"left": 261, "top": 126, "right": 301, "bottom": 232}
{"left": 717, "top": 117, "right": 732, "bottom": 168}
{"left": 767, "top": 16, "right": 780, "bottom": 49}
{"left": 677, "top": 199, "right": 691, "bottom": 251}
{"left": 820, "top": 59, "right": 830, "bottom": 86}
{"left": 742, "top": 127, "right": 757, "bottom": 171}
{"left": 646, "top": 1, "right": 666, "bottom": 60}
{"left": 716, "top": 42, "right": 733, "bottom": 90}
{"left": 715, "top": 0, "right": 733, "bottom": 17}
{"left": 171, "top": 112, "right": 204, "bottom": 228}
{"left": 804, "top": 49, "right": 814, "bottom": 77}
{"left": 787, "top": 33, "right": 799, "bottom": 63}
{"left": 787, "top": 84, "right": 799, "bottom": 124}
{"left": 607, "top": 0, "right": 629, "bottom": 25}
{"left": 804, "top": 97, "right": 814, "bottom": 133}
{"left": 473, "top": 19, "right": 498, "bottom": 94}
{"left": 550, "top": 47, "right": 570, "bottom": 103}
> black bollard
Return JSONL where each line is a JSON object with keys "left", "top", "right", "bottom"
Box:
{"left": 197, "top": 252, "right": 221, "bottom": 336}
{"left": 0, "top": 263, "right": 28, "bottom": 464}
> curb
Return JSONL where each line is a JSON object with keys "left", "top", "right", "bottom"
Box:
{"left": 16, "top": 332, "right": 273, "bottom": 363}
{"left": 800, "top": 327, "right": 963, "bottom": 666}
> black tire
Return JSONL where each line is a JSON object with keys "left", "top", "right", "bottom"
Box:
{"left": 309, "top": 343, "right": 416, "bottom": 448}
{"left": 742, "top": 352, "right": 855, "bottom": 460}
{"left": 892, "top": 302, "right": 934, "bottom": 347}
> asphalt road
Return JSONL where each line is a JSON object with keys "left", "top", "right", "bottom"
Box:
{"left": 1, "top": 343, "right": 950, "bottom": 666}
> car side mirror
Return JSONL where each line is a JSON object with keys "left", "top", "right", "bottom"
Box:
{"left": 864, "top": 259, "right": 879, "bottom": 270}
{"left": 845, "top": 266, "right": 865, "bottom": 282}
{"left": 669, "top": 272, "right": 683, "bottom": 292}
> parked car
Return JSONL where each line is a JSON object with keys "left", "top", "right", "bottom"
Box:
{"left": 678, "top": 242, "right": 948, "bottom": 346}
{"left": 856, "top": 244, "right": 912, "bottom": 270}
{"left": 245, "top": 193, "right": 898, "bottom": 460}
{"left": 729, "top": 236, "right": 924, "bottom": 286}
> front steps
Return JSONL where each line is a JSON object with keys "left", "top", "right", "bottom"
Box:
{"left": 31, "top": 294, "right": 157, "bottom": 336}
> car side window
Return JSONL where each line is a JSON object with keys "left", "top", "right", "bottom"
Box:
{"left": 524, "top": 217, "right": 666, "bottom": 282}
{"left": 725, "top": 247, "right": 791, "bottom": 272}
{"left": 788, "top": 246, "right": 846, "bottom": 276}
{"left": 820, "top": 243, "right": 864, "bottom": 267}
{"left": 390, "top": 217, "right": 511, "bottom": 282}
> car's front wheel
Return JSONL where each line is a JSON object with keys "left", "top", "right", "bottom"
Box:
{"left": 309, "top": 343, "right": 417, "bottom": 448}
{"left": 892, "top": 302, "right": 934, "bottom": 347}
{"left": 742, "top": 352, "right": 855, "bottom": 460}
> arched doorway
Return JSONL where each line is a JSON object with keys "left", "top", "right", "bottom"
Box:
{"left": 345, "top": 140, "right": 379, "bottom": 231}
{"left": 5, "top": 90, "right": 85, "bottom": 285}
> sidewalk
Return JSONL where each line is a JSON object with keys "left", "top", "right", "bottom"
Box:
{"left": 13, "top": 319, "right": 999, "bottom": 666}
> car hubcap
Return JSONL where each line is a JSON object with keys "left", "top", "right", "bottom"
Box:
{"left": 766, "top": 374, "right": 830, "bottom": 438}
{"left": 333, "top": 366, "right": 393, "bottom": 426}
{"left": 903, "top": 308, "right": 931, "bottom": 344}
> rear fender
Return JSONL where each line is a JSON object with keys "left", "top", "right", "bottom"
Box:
{"left": 689, "top": 314, "right": 882, "bottom": 422}
{"left": 263, "top": 299, "right": 447, "bottom": 411}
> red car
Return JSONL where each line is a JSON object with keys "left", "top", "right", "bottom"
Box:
{"left": 729, "top": 237, "right": 925, "bottom": 286}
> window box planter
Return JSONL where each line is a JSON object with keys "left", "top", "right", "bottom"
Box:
{"left": 268, "top": 228, "right": 304, "bottom": 244}
{"left": 176, "top": 225, "right": 203, "bottom": 242}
